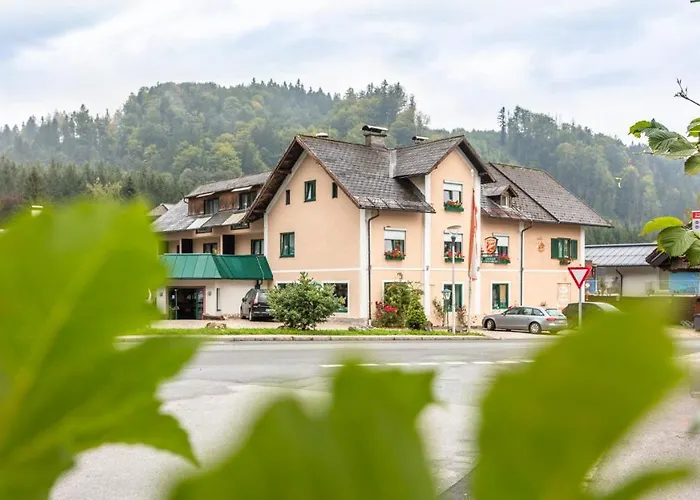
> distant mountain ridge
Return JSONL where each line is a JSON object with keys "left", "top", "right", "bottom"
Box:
{"left": 0, "top": 79, "right": 694, "bottom": 244}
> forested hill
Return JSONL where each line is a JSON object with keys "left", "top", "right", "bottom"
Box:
{"left": 0, "top": 79, "right": 696, "bottom": 244}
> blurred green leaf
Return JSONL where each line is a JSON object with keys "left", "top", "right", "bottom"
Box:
{"left": 685, "top": 240, "right": 700, "bottom": 266}
{"left": 685, "top": 154, "right": 700, "bottom": 175}
{"left": 169, "top": 363, "right": 436, "bottom": 500}
{"left": 0, "top": 202, "right": 200, "bottom": 499}
{"left": 472, "top": 304, "right": 686, "bottom": 500}
{"left": 640, "top": 216, "right": 684, "bottom": 236}
{"left": 686, "top": 118, "right": 700, "bottom": 137}
{"left": 658, "top": 226, "right": 698, "bottom": 256}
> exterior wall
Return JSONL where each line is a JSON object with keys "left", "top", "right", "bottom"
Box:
{"left": 156, "top": 279, "right": 268, "bottom": 318}
{"left": 426, "top": 150, "right": 478, "bottom": 324}
{"left": 479, "top": 218, "right": 521, "bottom": 314}
{"left": 593, "top": 267, "right": 660, "bottom": 297}
{"left": 523, "top": 223, "right": 582, "bottom": 310}
{"left": 160, "top": 219, "right": 265, "bottom": 255}
{"left": 370, "top": 211, "right": 424, "bottom": 321}
{"left": 266, "top": 154, "right": 362, "bottom": 318}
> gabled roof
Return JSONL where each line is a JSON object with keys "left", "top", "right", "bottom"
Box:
{"left": 393, "top": 136, "right": 492, "bottom": 178}
{"left": 482, "top": 163, "right": 612, "bottom": 227}
{"left": 586, "top": 243, "right": 657, "bottom": 267}
{"left": 148, "top": 203, "right": 174, "bottom": 218}
{"left": 154, "top": 172, "right": 266, "bottom": 233}
{"left": 482, "top": 183, "right": 517, "bottom": 198}
{"left": 186, "top": 172, "right": 270, "bottom": 198}
{"left": 248, "top": 135, "right": 490, "bottom": 221}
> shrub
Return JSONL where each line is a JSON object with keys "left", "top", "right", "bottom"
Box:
{"left": 267, "top": 272, "right": 343, "bottom": 330}
{"left": 374, "top": 281, "right": 425, "bottom": 328}
{"left": 405, "top": 304, "right": 428, "bottom": 330}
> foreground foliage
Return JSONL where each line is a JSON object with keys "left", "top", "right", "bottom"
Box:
{"left": 0, "top": 201, "right": 200, "bottom": 499}
{"left": 0, "top": 200, "right": 691, "bottom": 500}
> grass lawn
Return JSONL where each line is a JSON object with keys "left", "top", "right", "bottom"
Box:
{"left": 133, "top": 327, "right": 486, "bottom": 337}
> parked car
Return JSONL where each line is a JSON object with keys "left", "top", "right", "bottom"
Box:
{"left": 562, "top": 301, "right": 620, "bottom": 324}
{"left": 482, "top": 306, "right": 568, "bottom": 334}
{"left": 240, "top": 288, "right": 272, "bottom": 321}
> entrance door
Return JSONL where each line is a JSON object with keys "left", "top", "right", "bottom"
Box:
{"left": 168, "top": 287, "right": 205, "bottom": 320}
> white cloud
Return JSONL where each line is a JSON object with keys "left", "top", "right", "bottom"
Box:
{"left": 0, "top": 0, "right": 699, "bottom": 144}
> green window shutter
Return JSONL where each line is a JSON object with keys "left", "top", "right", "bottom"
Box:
{"left": 457, "top": 285, "right": 463, "bottom": 308}
{"left": 571, "top": 239, "right": 578, "bottom": 259}
{"left": 550, "top": 239, "right": 558, "bottom": 259}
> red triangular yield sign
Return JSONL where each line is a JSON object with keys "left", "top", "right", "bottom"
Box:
{"left": 568, "top": 266, "right": 592, "bottom": 289}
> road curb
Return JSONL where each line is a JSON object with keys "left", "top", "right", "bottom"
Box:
{"left": 117, "top": 334, "right": 497, "bottom": 342}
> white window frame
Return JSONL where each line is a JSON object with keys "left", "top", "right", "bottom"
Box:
{"left": 384, "top": 228, "right": 407, "bottom": 253}
{"left": 495, "top": 235, "right": 509, "bottom": 255}
{"left": 443, "top": 232, "right": 463, "bottom": 256}
{"left": 443, "top": 181, "right": 463, "bottom": 203}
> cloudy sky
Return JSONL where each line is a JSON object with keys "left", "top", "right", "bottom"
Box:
{"left": 1, "top": 0, "right": 699, "bottom": 139}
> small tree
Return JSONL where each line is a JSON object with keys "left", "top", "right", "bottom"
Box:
{"left": 267, "top": 272, "right": 343, "bottom": 330}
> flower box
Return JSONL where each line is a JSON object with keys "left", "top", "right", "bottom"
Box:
{"left": 385, "top": 249, "right": 406, "bottom": 260}
{"left": 444, "top": 251, "right": 464, "bottom": 263}
{"left": 497, "top": 254, "right": 511, "bottom": 265}
{"left": 444, "top": 201, "right": 464, "bottom": 212}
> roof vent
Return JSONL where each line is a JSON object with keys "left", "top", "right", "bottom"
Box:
{"left": 315, "top": 132, "right": 329, "bottom": 138}
{"left": 362, "top": 124, "right": 388, "bottom": 148}
{"left": 412, "top": 135, "right": 429, "bottom": 144}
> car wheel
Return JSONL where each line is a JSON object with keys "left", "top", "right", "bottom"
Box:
{"left": 484, "top": 319, "right": 496, "bottom": 331}
{"left": 529, "top": 322, "right": 542, "bottom": 334}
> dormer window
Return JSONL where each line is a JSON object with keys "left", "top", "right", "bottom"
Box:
{"left": 239, "top": 191, "right": 255, "bottom": 210}
{"left": 500, "top": 194, "right": 511, "bottom": 207}
{"left": 204, "top": 197, "right": 220, "bottom": 215}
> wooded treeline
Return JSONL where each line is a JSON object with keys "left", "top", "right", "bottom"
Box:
{"left": 1, "top": 79, "right": 696, "bottom": 243}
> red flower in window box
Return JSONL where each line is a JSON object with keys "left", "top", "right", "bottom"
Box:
{"left": 384, "top": 248, "right": 406, "bottom": 260}
{"left": 444, "top": 250, "right": 465, "bottom": 262}
{"left": 497, "top": 254, "right": 511, "bottom": 264}
{"left": 444, "top": 199, "right": 465, "bottom": 212}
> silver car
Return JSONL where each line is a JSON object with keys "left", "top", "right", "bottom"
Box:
{"left": 482, "top": 306, "right": 568, "bottom": 334}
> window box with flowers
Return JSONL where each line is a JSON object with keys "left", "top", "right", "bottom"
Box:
{"left": 443, "top": 200, "right": 464, "bottom": 212}
{"left": 497, "top": 254, "right": 511, "bottom": 264}
{"left": 444, "top": 250, "right": 464, "bottom": 263}
{"left": 385, "top": 248, "right": 406, "bottom": 261}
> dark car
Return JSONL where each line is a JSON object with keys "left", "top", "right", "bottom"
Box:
{"left": 240, "top": 288, "right": 272, "bottom": 321}
{"left": 562, "top": 301, "right": 620, "bottom": 324}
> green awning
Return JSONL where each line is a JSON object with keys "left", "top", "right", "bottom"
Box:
{"left": 161, "top": 254, "right": 273, "bottom": 280}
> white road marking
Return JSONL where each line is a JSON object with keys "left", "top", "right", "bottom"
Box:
{"left": 359, "top": 363, "right": 379, "bottom": 367}
{"left": 320, "top": 359, "right": 534, "bottom": 368}
{"left": 444, "top": 361, "right": 467, "bottom": 365}
{"left": 496, "top": 360, "right": 520, "bottom": 364}
{"left": 472, "top": 361, "right": 494, "bottom": 365}
{"left": 415, "top": 362, "right": 440, "bottom": 366}
{"left": 386, "top": 362, "right": 411, "bottom": 366}
{"left": 320, "top": 364, "right": 342, "bottom": 368}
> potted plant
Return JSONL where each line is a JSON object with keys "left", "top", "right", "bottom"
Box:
{"left": 444, "top": 250, "right": 465, "bottom": 262}
{"left": 443, "top": 199, "right": 464, "bottom": 212}
{"left": 384, "top": 248, "right": 406, "bottom": 261}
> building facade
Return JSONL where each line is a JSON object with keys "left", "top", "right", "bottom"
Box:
{"left": 154, "top": 126, "right": 611, "bottom": 324}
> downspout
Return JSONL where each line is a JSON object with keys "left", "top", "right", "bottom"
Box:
{"left": 616, "top": 269, "right": 624, "bottom": 297}
{"left": 520, "top": 220, "right": 533, "bottom": 305}
{"left": 367, "top": 211, "right": 380, "bottom": 325}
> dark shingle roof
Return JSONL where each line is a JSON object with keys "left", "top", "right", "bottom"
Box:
{"left": 482, "top": 163, "right": 611, "bottom": 227}
{"left": 483, "top": 164, "right": 555, "bottom": 223}
{"left": 482, "top": 184, "right": 515, "bottom": 198}
{"left": 394, "top": 137, "right": 462, "bottom": 177}
{"left": 186, "top": 172, "right": 270, "bottom": 198}
{"left": 298, "top": 136, "right": 433, "bottom": 212}
{"left": 153, "top": 200, "right": 194, "bottom": 232}
{"left": 586, "top": 244, "right": 657, "bottom": 267}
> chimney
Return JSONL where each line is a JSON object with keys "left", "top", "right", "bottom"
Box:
{"left": 362, "top": 124, "right": 388, "bottom": 148}
{"left": 315, "top": 132, "right": 329, "bottom": 138}
{"left": 412, "top": 135, "right": 429, "bottom": 144}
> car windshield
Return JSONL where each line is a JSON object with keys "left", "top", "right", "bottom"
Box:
{"left": 545, "top": 308, "right": 565, "bottom": 317}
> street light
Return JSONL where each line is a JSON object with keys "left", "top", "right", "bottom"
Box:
{"left": 441, "top": 288, "right": 451, "bottom": 328}
{"left": 446, "top": 225, "right": 462, "bottom": 335}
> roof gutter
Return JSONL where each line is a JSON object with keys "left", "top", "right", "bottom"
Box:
{"left": 520, "top": 219, "right": 533, "bottom": 305}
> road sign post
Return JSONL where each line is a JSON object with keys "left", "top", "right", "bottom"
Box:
{"left": 568, "top": 266, "right": 592, "bottom": 329}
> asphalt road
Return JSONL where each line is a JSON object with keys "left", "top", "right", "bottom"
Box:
{"left": 51, "top": 338, "right": 700, "bottom": 500}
